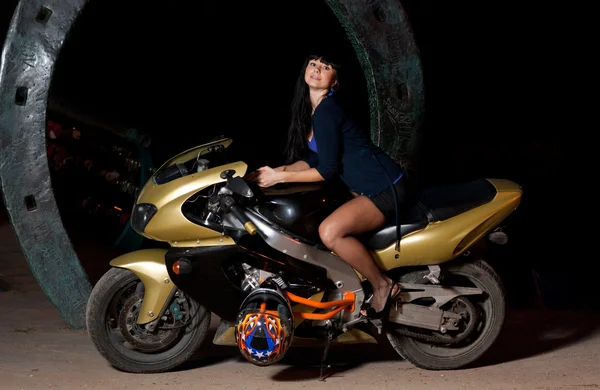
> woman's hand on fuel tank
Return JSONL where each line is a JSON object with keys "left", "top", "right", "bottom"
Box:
{"left": 253, "top": 166, "right": 285, "bottom": 188}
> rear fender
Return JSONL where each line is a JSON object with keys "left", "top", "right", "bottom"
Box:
{"left": 109, "top": 249, "right": 174, "bottom": 325}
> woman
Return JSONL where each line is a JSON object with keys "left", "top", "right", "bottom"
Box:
{"left": 248, "top": 52, "right": 409, "bottom": 319}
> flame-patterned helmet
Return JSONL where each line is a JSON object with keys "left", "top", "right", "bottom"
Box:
{"left": 235, "top": 287, "right": 294, "bottom": 366}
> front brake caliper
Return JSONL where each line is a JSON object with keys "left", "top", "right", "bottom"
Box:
{"left": 170, "top": 302, "right": 183, "bottom": 321}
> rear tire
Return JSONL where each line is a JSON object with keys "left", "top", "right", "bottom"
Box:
{"left": 86, "top": 267, "right": 211, "bottom": 373}
{"left": 387, "top": 259, "right": 506, "bottom": 370}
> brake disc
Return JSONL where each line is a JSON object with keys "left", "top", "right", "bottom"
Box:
{"left": 117, "top": 292, "right": 180, "bottom": 352}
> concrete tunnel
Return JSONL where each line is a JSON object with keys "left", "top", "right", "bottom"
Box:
{"left": 0, "top": 0, "right": 424, "bottom": 329}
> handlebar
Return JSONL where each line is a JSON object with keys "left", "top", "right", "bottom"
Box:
{"left": 225, "top": 198, "right": 257, "bottom": 235}
{"left": 231, "top": 205, "right": 257, "bottom": 235}
{"left": 219, "top": 174, "right": 257, "bottom": 235}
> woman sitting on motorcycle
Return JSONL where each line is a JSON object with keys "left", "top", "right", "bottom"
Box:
{"left": 248, "top": 51, "right": 409, "bottom": 319}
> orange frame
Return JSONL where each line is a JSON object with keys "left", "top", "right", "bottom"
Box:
{"left": 286, "top": 291, "right": 356, "bottom": 320}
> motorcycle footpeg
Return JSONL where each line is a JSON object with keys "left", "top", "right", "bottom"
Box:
{"left": 368, "top": 318, "right": 383, "bottom": 335}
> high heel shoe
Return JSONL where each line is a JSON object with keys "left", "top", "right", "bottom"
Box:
{"left": 360, "top": 283, "right": 400, "bottom": 320}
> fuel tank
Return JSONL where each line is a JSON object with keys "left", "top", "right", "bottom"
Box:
{"left": 250, "top": 179, "right": 351, "bottom": 244}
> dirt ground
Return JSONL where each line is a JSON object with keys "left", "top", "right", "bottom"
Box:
{"left": 0, "top": 291, "right": 600, "bottom": 390}
{"left": 1, "top": 285, "right": 599, "bottom": 389}
{"left": 1, "top": 212, "right": 599, "bottom": 390}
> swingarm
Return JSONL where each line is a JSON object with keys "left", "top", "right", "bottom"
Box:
{"left": 389, "top": 283, "right": 483, "bottom": 333}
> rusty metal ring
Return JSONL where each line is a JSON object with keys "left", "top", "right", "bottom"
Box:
{"left": 0, "top": 0, "right": 424, "bottom": 329}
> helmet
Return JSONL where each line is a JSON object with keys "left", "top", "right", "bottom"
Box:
{"left": 235, "top": 286, "right": 294, "bottom": 366}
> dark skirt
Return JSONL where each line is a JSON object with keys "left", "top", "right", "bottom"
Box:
{"left": 369, "top": 174, "right": 409, "bottom": 222}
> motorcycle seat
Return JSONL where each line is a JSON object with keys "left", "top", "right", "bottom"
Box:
{"left": 361, "top": 178, "right": 497, "bottom": 250}
{"left": 418, "top": 178, "right": 497, "bottom": 222}
{"left": 361, "top": 203, "right": 429, "bottom": 250}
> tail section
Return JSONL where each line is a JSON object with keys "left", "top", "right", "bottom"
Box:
{"left": 373, "top": 179, "right": 522, "bottom": 270}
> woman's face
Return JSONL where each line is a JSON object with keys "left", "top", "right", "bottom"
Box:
{"left": 304, "top": 58, "right": 337, "bottom": 91}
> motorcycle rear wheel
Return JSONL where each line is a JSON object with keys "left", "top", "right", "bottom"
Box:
{"left": 386, "top": 259, "right": 506, "bottom": 370}
{"left": 86, "top": 267, "right": 211, "bottom": 373}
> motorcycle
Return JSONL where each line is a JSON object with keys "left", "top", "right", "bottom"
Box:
{"left": 85, "top": 137, "right": 522, "bottom": 377}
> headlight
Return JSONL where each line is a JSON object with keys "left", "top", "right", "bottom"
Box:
{"left": 131, "top": 203, "right": 158, "bottom": 234}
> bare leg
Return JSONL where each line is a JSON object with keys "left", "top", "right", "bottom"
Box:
{"left": 318, "top": 196, "right": 399, "bottom": 314}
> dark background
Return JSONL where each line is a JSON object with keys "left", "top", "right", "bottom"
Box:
{"left": 1, "top": 1, "right": 576, "bottom": 309}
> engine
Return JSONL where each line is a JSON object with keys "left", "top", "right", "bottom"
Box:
{"left": 239, "top": 263, "right": 277, "bottom": 292}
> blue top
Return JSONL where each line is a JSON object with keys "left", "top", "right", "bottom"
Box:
{"left": 308, "top": 134, "right": 318, "bottom": 153}
{"left": 302, "top": 95, "right": 403, "bottom": 199}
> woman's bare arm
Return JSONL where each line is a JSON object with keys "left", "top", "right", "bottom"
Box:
{"left": 281, "top": 168, "right": 324, "bottom": 183}
{"left": 274, "top": 160, "right": 310, "bottom": 172}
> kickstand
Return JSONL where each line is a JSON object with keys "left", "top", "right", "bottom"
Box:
{"left": 319, "top": 327, "right": 334, "bottom": 381}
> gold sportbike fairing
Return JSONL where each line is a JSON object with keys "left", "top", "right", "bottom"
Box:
{"left": 110, "top": 138, "right": 241, "bottom": 324}
{"left": 373, "top": 178, "right": 522, "bottom": 270}
{"left": 135, "top": 138, "right": 243, "bottom": 244}
{"left": 110, "top": 137, "right": 522, "bottom": 328}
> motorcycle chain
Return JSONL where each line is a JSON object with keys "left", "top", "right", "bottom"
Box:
{"left": 390, "top": 297, "right": 480, "bottom": 345}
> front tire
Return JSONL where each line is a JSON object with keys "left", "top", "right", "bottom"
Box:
{"left": 86, "top": 267, "right": 211, "bottom": 373}
{"left": 387, "top": 259, "right": 506, "bottom": 370}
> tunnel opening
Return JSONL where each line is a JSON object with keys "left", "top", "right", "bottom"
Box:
{"left": 47, "top": 0, "right": 372, "bottom": 285}
{"left": 1, "top": 0, "right": 423, "bottom": 328}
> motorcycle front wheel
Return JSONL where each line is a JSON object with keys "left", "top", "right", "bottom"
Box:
{"left": 86, "top": 267, "right": 211, "bottom": 373}
{"left": 387, "top": 258, "right": 506, "bottom": 370}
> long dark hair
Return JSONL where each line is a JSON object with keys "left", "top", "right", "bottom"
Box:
{"left": 284, "top": 53, "right": 342, "bottom": 164}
